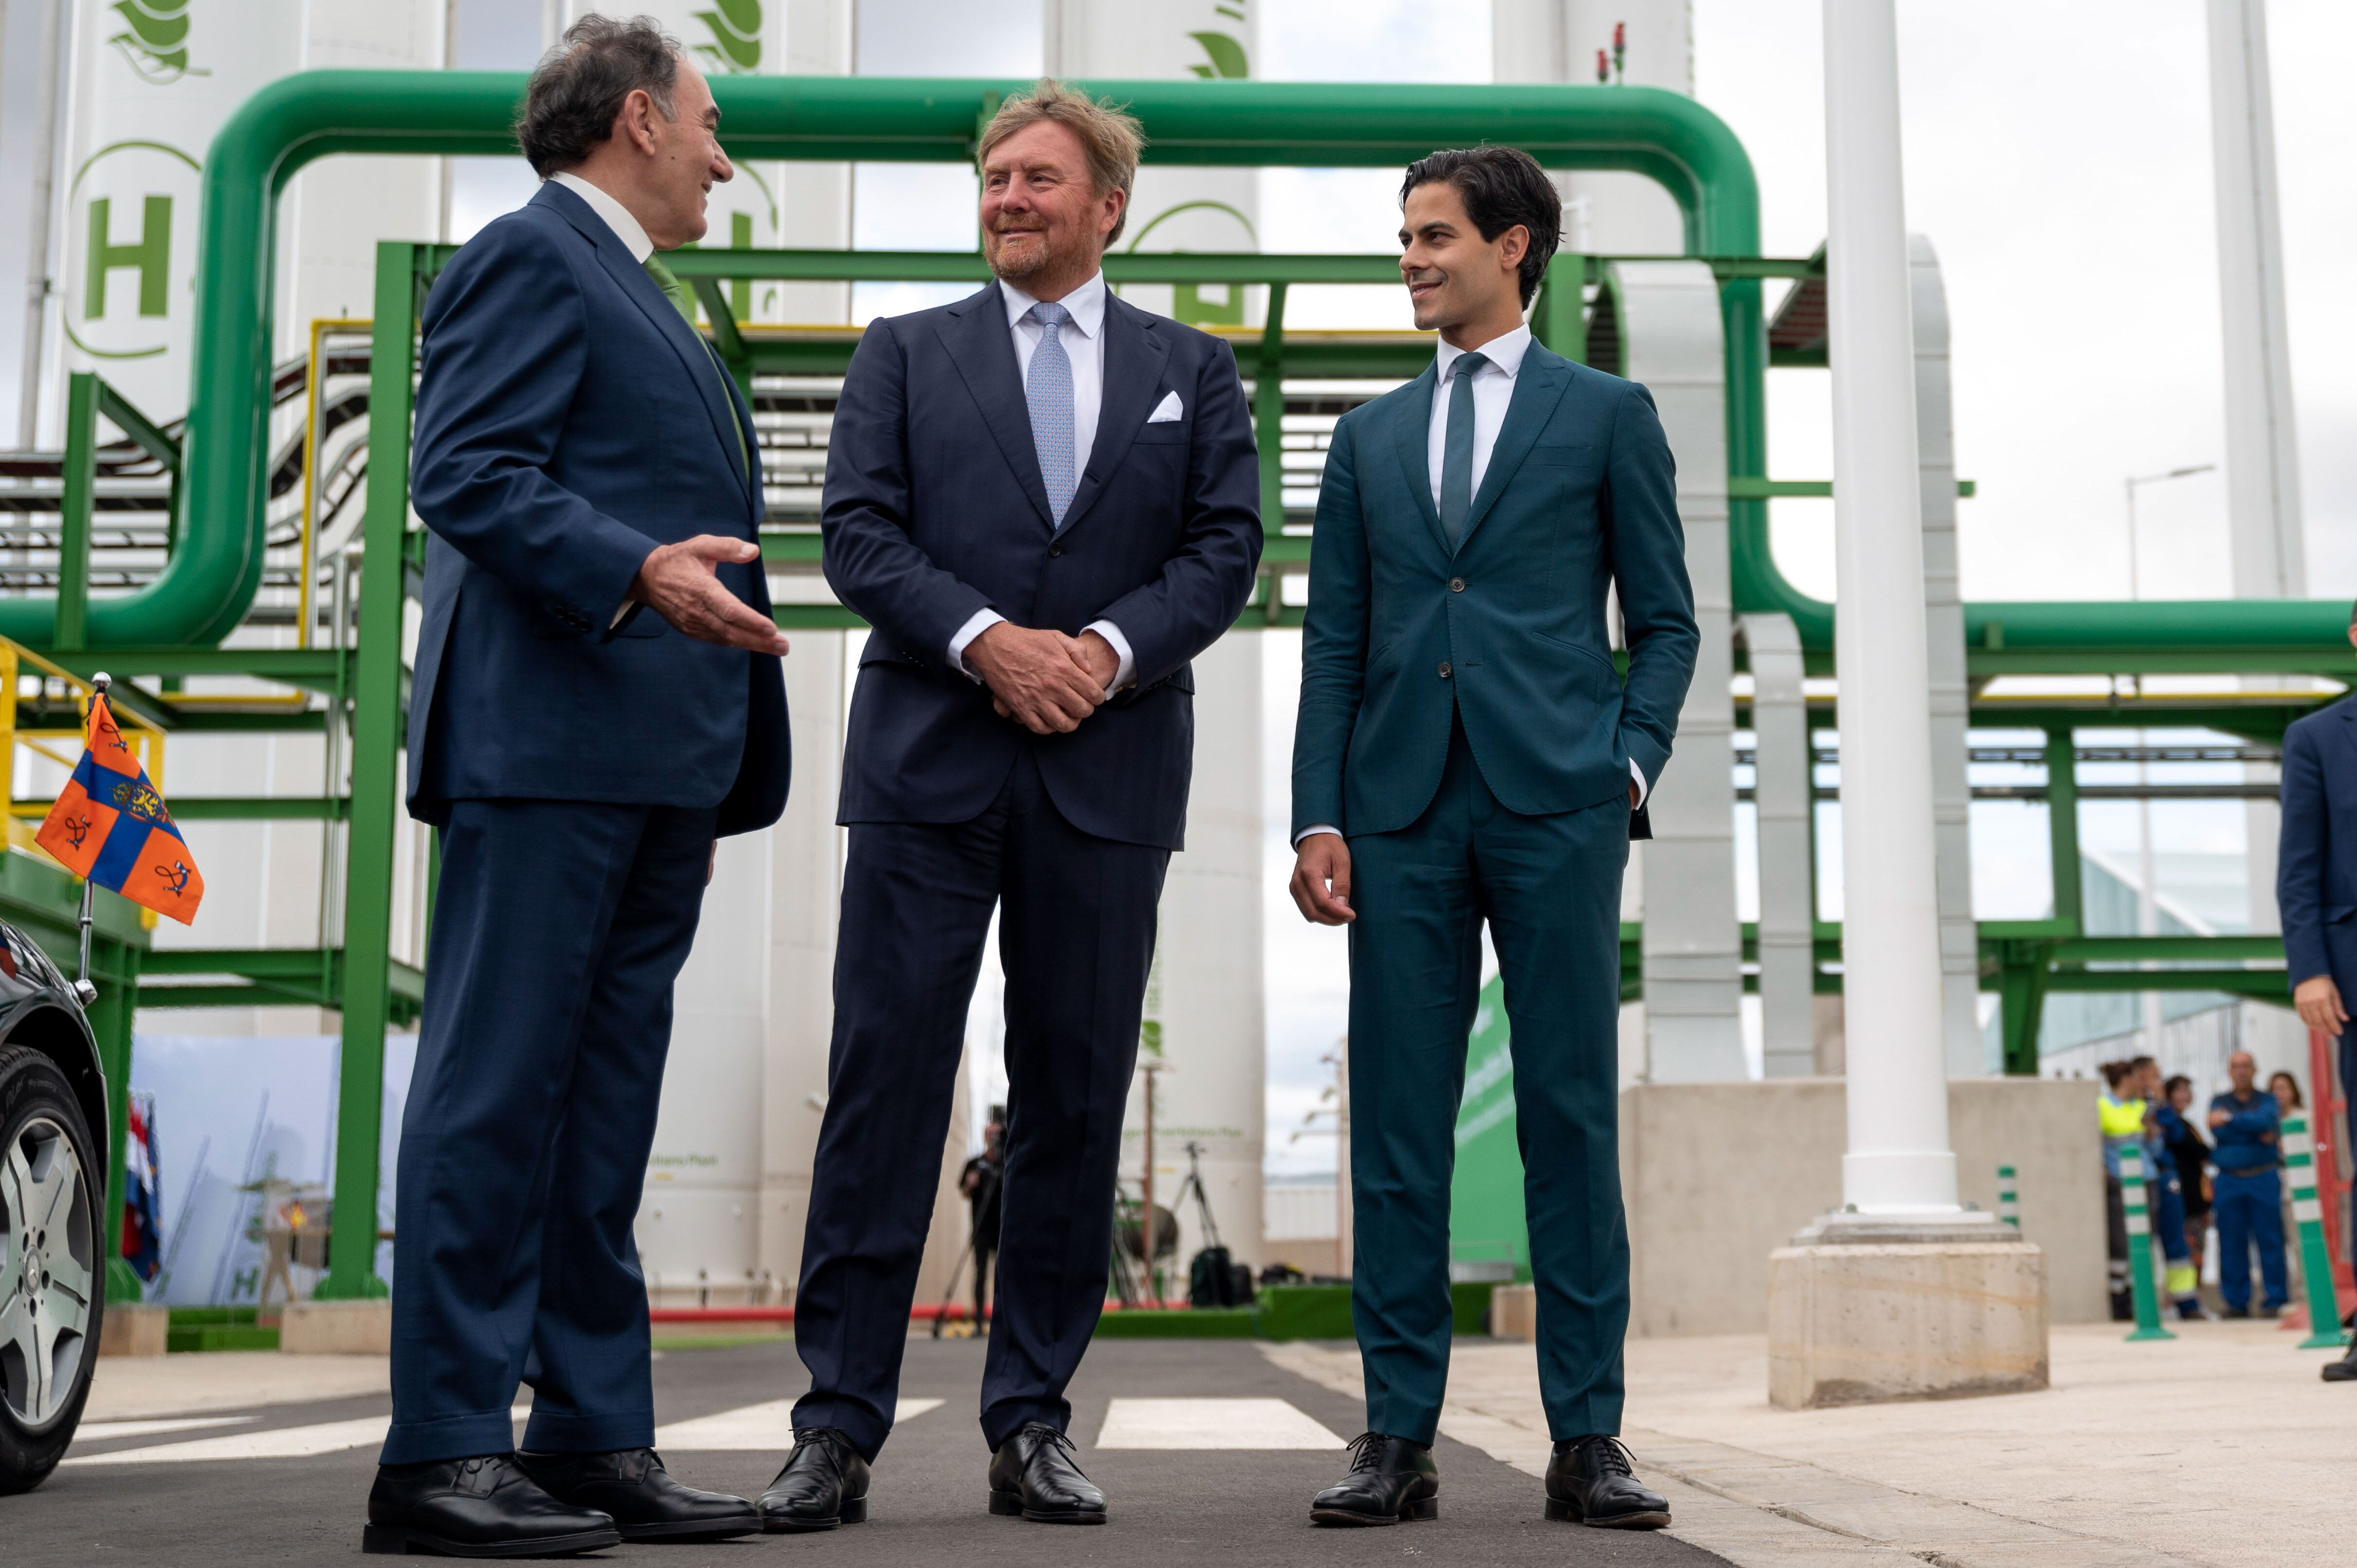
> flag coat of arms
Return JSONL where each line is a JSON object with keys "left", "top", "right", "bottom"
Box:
{"left": 35, "top": 690, "right": 204, "bottom": 923}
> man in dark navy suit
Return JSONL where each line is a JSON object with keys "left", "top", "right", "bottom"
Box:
{"left": 370, "top": 18, "right": 787, "bottom": 1556}
{"left": 2279, "top": 603, "right": 2357, "bottom": 1384}
{"left": 758, "top": 82, "right": 1261, "bottom": 1531}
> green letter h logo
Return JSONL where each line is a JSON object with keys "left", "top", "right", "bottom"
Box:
{"left": 86, "top": 195, "right": 173, "bottom": 319}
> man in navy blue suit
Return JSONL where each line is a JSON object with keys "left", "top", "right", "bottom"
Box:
{"left": 758, "top": 82, "right": 1262, "bottom": 1531}
{"left": 370, "top": 18, "right": 788, "bottom": 1556}
{"left": 2279, "top": 602, "right": 2357, "bottom": 1383}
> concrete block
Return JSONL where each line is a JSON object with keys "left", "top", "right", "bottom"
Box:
{"left": 280, "top": 1298, "right": 392, "bottom": 1355}
{"left": 1489, "top": 1283, "right": 1537, "bottom": 1341}
{"left": 1620, "top": 1077, "right": 2105, "bottom": 1336}
{"left": 99, "top": 1302, "right": 168, "bottom": 1358}
{"left": 1767, "top": 1240, "right": 2048, "bottom": 1409}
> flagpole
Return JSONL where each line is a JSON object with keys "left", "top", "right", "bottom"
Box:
{"left": 72, "top": 671, "right": 106, "bottom": 1007}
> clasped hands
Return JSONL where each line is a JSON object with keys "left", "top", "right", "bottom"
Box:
{"left": 968, "top": 621, "right": 1119, "bottom": 735}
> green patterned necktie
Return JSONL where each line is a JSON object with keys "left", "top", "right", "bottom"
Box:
{"left": 642, "top": 253, "right": 748, "bottom": 484}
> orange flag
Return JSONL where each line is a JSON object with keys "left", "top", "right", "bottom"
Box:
{"left": 36, "top": 689, "right": 203, "bottom": 924}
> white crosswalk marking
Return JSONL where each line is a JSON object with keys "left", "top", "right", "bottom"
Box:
{"left": 65, "top": 1405, "right": 531, "bottom": 1467}
{"left": 65, "top": 1414, "right": 393, "bottom": 1466}
{"left": 74, "top": 1416, "right": 255, "bottom": 1442}
{"left": 654, "top": 1397, "right": 944, "bottom": 1451}
{"left": 1093, "top": 1398, "right": 1344, "bottom": 1450}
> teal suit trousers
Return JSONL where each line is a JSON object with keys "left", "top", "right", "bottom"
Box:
{"left": 1347, "top": 715, "right": 1630, "bottom": 1443}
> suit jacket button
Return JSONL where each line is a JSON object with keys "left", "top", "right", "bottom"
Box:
{"left": 1450, "top": 577, "right": 1466, "bottom": 592}
{"left": 1438, "top": 662, "right": 1453, "bottom": 679}
{"left": 1049, "top": 545, "right": 1064, "bottom": 558}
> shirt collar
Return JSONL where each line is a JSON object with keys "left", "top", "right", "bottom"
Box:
{"left": 1436, "top": 323, "right": 1533, "bottom": 385}
{"left": 1001, "top": 271, "right": 1107, "bottom": 339}
{"left": 550, "top": 171, "right": 654, "bottom": 263}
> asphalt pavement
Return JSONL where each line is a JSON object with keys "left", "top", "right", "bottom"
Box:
{"left": 18, "top": 1335, "right": 1731, "bottom": 1566}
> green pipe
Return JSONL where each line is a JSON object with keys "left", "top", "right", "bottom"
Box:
{"left": 39, "top": 66, "right": 2345, "bottom": 664}
{"left": 20, "top": 72, "right": 1755, "bottom": 648}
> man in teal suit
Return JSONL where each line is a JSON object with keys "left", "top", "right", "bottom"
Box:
{"left": 1290, "top": 147, "right": 1697, "bottom": 1531}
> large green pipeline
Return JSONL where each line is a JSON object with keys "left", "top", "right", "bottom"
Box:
{"left": 32, "top": 71, "right": 1758, "bottom": 647}
{"left": 40, "top": 69, "right": 2347, "bottom": 664}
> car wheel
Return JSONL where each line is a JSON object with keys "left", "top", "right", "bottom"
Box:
{"left": 0, "top": 1044, "right": 104, "bottom": 1494}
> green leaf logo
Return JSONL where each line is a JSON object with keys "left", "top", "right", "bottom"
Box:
{"left": 1185, "top": 30, "right": 1249, "bottom": 80}
{"left": 692, "top": 0, "right": 762, "bottom": 74}
{"left": 109, "top": 0, "right": 193, "bottom": 85}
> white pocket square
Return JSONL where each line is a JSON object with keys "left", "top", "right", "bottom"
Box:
{"left": 1146, "top": 391, "right": 1183, "bottom": 423}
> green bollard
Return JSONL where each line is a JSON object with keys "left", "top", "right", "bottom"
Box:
{"left": 1998, "top": 1164, "right": 2020, "bottom": 1230}
{"left": 2119, "top": 1147, "right": 2175, "bottom": 1342}
{"left": 2281, "top": 1115, "right": 2350, "bottom": 1351}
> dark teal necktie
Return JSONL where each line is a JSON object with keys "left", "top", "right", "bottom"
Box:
{"left": 643, "top": 253, "right": 748, "bottom": 484}
{"left": 1440, "top": 350, "right": 1490, "bottom": 548}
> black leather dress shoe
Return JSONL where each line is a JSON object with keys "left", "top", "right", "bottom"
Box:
{"left": 363, "top": 1454, "right": 621, "bottom": 1558}
{"left": 2322, "top": 1343, "right": 2357, "bottom": 1383}
{"left": 1546, "top": 1436, "right": 1671, "bottom": 1529}
{"left": 1310, "top": 1433, "right": 1439, "bottom": 1526}
{"left": 755, "top": 1427, "right": 871, "bottom": 1532}
{"left": 988, "top": 1423, "right": 1105, "bottom": 1524}
{"left": 516, "top": 1447, "right": 757, "bottom": 1542}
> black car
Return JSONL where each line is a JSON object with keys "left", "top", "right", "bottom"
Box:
{"left": 0, "top": 917, "right": 110, "bottom": 1493}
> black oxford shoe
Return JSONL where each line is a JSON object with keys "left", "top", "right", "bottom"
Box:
{"left": 2322, "top": 1343, "right": 2357, "bottom": 1383}
{"left": 363, "top": 1453, "right": 621, "bottom": 1558}
{"left": 1310, "top": 1433, "right": 1439, "bottom": 1526}
{"left": 756, "top": 1427, "right": 871, "bottom": 1532}
{"left": 1546, "top": 1435, "right": 1671, "bottom": 1529}
{"left": 988, "top": 1422, "right": 1106, "bottom": 1524}
{"left": 515, "top": 1447, "right": 758, "bottom": 1542}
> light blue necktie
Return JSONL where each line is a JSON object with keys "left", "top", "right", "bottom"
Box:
{"left": 1025, "top": 301, "right": 1078, "bottom": 528}
{"left": 1440, "top": 350, "right": 1490, "bottom": 549}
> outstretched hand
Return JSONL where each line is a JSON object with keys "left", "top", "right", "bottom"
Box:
{"left": 969, "top": 622, "right": 1104, "bottom": 734}
{"left": 631, "top": 535, "right": 792, "bottom": 655}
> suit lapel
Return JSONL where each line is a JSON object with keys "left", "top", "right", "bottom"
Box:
{"left": 1056, "top": 295, "right": 1168, "bottom": 538}
{"left": 937, "top": 284, "right": 1055, "bottom": 531}
{"left": 1455, "top": 347, "right": 1573, "bottom": 553}
{"left": 537, "top": 184, "right": 754, "bottom": 509}
{"left": 1388, "top": 364, "right": 1451, "bottom": 557}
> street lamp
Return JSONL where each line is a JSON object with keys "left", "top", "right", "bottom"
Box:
{"left": 2121, "top": 462, "right": 2217, "bottom": 1061}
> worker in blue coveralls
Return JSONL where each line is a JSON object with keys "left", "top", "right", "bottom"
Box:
{"left": 2207, "top": 1050, "right": 2287, "bottom": 1319}
{"left": 2131, "top": 1057, "right": 2205, "bottom": 1321}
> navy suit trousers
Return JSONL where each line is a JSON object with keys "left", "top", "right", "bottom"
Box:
{"left": 383, "top": 799, "right": 716, "bottom": 1466}
{"left": 793, "top": 750, "right": 1168, "bottom": 1460}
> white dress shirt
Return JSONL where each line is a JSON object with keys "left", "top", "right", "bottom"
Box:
{"left": 947, "top": 273, "right": 1135, "bottom": 695}
{"left": 551, "top": 171, "right": 653, "bottom": 263}
{"left": 1295, "top": 325, "right": 1647, "bottom": 847}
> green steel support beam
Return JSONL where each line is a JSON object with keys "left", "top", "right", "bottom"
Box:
{"left": 55, "top": 373, "right": 98, "bottom": 653}
{"left": 1254, "top": 282, "right": 1288, "bottom": 625}
{"left": 1531, "top": 251, "right": 1587, "bottom": 364}
{"left": 319, "top": 242, "right": 416, "bottom": 1302}
{"left": 2044, "top": 727, "right": 2082, "bottom": 935}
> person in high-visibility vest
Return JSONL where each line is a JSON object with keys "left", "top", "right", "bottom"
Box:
{"left": 2133, "top": 1057, "right": 2207, "bottom": 1320}
{"left": 2100, "top": 1061, "right": 2149, "bottom": 1322}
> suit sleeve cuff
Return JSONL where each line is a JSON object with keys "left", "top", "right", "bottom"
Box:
{"left": 949, "top": 608, "right": 1006, "bottom": 682}
{"left": 1293, "top": 824, "right": 1342, "bottom": 846}
{"left": 1630, "top": 758, "right": 1650, "bottom": 809}
{"left": 1084, "top": 619, "right": 1135, "bottom": 697}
